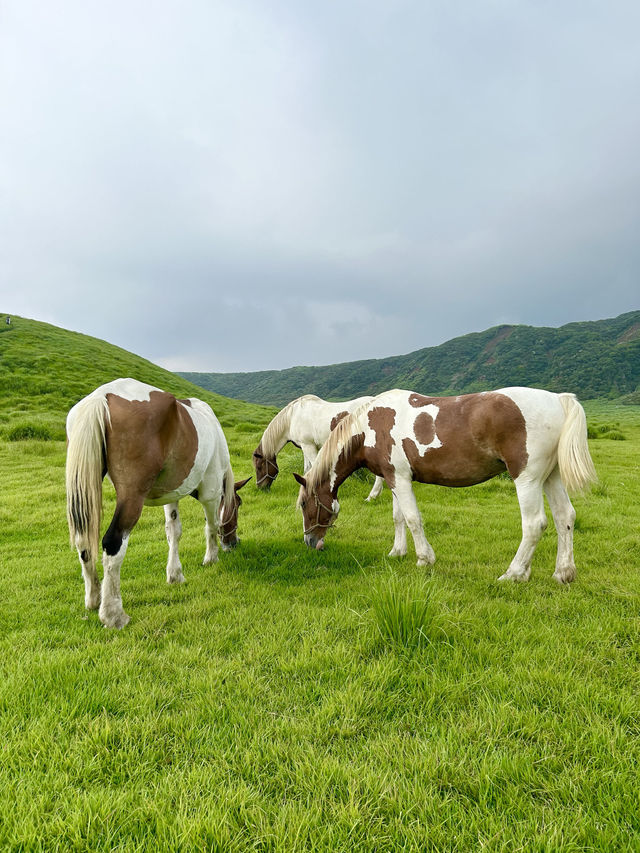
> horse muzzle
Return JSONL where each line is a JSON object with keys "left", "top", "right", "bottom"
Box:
{"left": 304, "top": 534, "right": 324, "bottom": 551}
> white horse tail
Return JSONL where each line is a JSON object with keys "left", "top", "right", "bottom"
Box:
{"left": 557, "top": 393, "right": 597, "bottom": 494}
{"left": 65, "top": 393, "right": 111, "bottom": 561}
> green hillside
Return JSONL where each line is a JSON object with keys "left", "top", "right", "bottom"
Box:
{"left": 181, "top": 310, "right": 640, "bottom": 405}
{"left": 2, "top": 313, "right": 640, "bottom": 849}
{"left": 0, "top": 314, "right": 273, "bottom": 440}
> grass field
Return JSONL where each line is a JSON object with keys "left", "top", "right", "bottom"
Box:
{"left": 1, "top": 317, "right": 639, "bottom": 851}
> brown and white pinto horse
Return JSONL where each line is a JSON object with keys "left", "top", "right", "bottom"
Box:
{"left": 294, "top": 387, "right": 597, "bottom": 583}
{"left": 252, "top": 394, "right": 385, "bottom": 501}
{"left": 66, "top": 378, "right": 249, "bottom": 628}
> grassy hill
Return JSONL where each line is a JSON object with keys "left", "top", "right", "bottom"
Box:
{"left": 1, "top": 314, "right": 640, "bottom": 850}
{"left": 181, "top": 310, "right": 640, "bottom": 406}
{"left": 0, "top": 314, "right": 274, "bottom": 441}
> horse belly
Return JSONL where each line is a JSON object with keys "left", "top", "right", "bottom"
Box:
{"left": 144, "top": 475, "right": 193, "bottom": 505}
{"left": 402, "top": 438, "right": 506, "bottom": 487}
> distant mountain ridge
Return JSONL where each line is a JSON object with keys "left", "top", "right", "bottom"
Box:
{"left": 180, "top": 311, "right": 640, "bottom": 406}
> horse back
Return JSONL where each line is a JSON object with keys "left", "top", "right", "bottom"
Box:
{"left": 105, "top": 390, "right": 198, "bottom": 500}
{"left": 366, "top": 390, "right": 532, "bottom": 487}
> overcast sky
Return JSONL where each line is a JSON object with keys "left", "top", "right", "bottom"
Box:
{"left": 1, "top": 1, "right": 639, "bottom": 373}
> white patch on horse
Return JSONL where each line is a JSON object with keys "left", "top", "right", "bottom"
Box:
{"left": 398, "top": 402, "right": 442, "bottom": 458}
{"left": 143, "top": 398, "right": 223, "bottom": 506}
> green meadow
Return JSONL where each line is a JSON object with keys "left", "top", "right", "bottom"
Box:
{"left": 1, "top": 317, "right": 639, "bottom": 851}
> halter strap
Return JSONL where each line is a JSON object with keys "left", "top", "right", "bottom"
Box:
{"left": 255, "top": 456, "right": 278, "bottom": 486}
{"left": 303, "top": 495, "right": 337, "bottom": 536}
{"left": 218, "top": 502, "right": 238, "bottom": 539}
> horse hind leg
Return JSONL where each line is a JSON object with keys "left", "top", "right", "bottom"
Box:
{"left": 366, "top": 476, "right": 385, "bottom": 502}
{"left": 499, "top": 477, "right": 547, "bottom": 582}
{"left": 99, "top": 497, "right": 143, "bottom": 628}
{"left": 200, "top": 499, "right": 220, "bottom": 565}
{"left": 164, "top": 502, "right": 185, "bottom": 584}
{"left": 543, "top": 466, "right": 577, "bottom": 584}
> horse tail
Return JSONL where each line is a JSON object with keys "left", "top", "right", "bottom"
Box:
{"left": 65, "top": 393, "right": 111, "bottom": 562}
{"left": 557, "top": 393, "right": 597, "bottom": 494}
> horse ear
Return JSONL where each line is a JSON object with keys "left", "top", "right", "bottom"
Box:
{"left": 234, "top": 477, "right": 251, "bottom": 492}
{"left": 293, "top": 473, "right": 307, "bottom": 488}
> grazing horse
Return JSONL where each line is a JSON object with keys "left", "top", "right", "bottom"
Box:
{"left": 252, "top": 394, "right": 385, "bottom": 501}
{"left": 294, "top": 387, "right": 597, "bottom": 583}
{"left": 66, "top": 378, "right": 249, "bottom": 628}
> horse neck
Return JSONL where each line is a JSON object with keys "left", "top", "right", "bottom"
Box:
{"left": 312, "top": 432, "right": 365, "bottom": 496}
{"left": 261, "top": 406, "right": 294, "bottom": 458}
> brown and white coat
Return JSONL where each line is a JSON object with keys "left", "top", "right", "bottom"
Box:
{"left": 66, "top": 378, "right": 248, "bottom": 628}
{"left": 295, "top": 387, "right": 596, "bottom": 583}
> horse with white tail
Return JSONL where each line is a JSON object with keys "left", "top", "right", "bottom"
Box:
{"left": 294, "top": 387, "right": 596, "bottom": 583}
{"left": 252, "top": 394, "right": 385, "bottom": 501}
{"left": 66, "top": 378, "right": 250, "bottom": 628}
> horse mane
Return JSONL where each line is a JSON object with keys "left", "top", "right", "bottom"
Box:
{"left": 221, "top": 464, "right": 236, "bottom": 513}
{"left": 304, "top": 399, "right": 371, "bottom": 494}
{"left": 261, "top": 395, "right": 322, "bottom": 458}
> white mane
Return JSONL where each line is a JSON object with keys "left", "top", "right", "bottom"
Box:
{"left": 304, "top": 398, "right": 372, "bottom": 493}
{"left": 260, "top": 395, "right": 322, "bottom": 457}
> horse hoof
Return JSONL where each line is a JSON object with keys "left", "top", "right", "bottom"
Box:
{"left": 417, "top": 555, "right": 435, "bottom": 567}
{"left": 101, "top": 611, "right": 130, "bottom": 629}
{"left": 497, "top": 571, "right": 530, "bottom": 583}
{"left": 168, "top": 573, "right": 185, "bottom": 584}
{"left": 553, "top": 568, "right": 576, "bottom": 585}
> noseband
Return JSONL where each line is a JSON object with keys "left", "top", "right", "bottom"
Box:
{"left": 303, "top": 495, "right": 338, "bottom": 537}
{"left": 255, "top": 456, "right": 278, "bottom": 486}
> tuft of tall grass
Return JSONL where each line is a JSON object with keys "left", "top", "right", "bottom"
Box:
{"left": 369, "top": 572, "right": 440, "bottom": 652}
{"left": 5, "top": 422, "right": 58, "bottom": 441}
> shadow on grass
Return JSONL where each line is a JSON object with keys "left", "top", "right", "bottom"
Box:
{"left": 217, "top": 538, "right": 385, "bottom": 585}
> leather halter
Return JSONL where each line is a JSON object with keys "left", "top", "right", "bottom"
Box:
{"left": 255, "top": 456, "right": 278, "bottom": 486}
{"left": 303, "top": 494, "right": 337, "bottom": 537}
{"left": 218, "top": 503, "right": 238, "bottom": 540}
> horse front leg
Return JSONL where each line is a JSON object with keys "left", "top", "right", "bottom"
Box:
{"left": 388, "top": 491, "right": 408, "bottom": 557}
{"left": 200, "top": 499, "right": 220, "bottom": 565}
{"left": 499, "top": 477, "right": 547, "bottom": 582}
{"left": 543, "top": 466, "right": 577, "bottom": 584}
{"left": 164, "top": 502, "right": 185, "bottom": 584}
{"left": 301, "top": 443, "right": 319, "bottom": 473}
{"left": 392, "top": 479, "right": 435, "bottom": 567}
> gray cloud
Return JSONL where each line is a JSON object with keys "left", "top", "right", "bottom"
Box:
{"left": 1, "top": 0, "right": 639, "bottom": 372}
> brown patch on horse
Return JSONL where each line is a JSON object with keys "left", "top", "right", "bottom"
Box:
{"left": 365, "top": 406, "right": 397, "bottom": 487}
{"left": 330, "top": 411, "right": 349, "bottom": 432}
{"left": 409, "top": 393, "right": 433, "bottom": 408}
{"left": 402, "top": 392, "right": 528, "bottom": 486}
{"left": 413, "top": 411, "right": 436, "bottom": 446}
{"left": 105, "top": 391, "right": 198, "bottom": 503}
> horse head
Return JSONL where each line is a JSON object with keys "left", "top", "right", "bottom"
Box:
{"left": 219, "top": 477, "right": 251, "bottom": 550}
{"left": 293, "top": 473, "right": 339, "bottom": 551}
{"left": 253, "top": 446, "right": 279, "bottom": 490}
